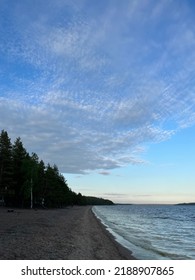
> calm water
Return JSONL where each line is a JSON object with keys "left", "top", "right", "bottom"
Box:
{"left": 93, "top": 204, "right": 195, "bottom": 260}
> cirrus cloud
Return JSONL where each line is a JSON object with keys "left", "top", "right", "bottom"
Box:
{"left": 0, "top": 0, "right": 195, "bottom": 174}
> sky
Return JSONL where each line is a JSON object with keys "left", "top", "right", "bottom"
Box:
{"left": 0, "top": 0, "right": 195, "bottom": 204}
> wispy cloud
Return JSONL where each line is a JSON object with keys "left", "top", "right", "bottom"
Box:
{"left": 103, "top": 193, "right": 127, "bottom": 197}
{"left": 1, "top": 0, "right": 195, "bottom": 174}
{"left": 98, "top": 171, "right": 111, "bottom": 176}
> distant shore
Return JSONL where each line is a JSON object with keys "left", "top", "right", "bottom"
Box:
{"left": 175, "top": 202, "right": 195, "bottom": 206}
{"left": 0, "top": 206, "right": 136, "bottom": 260}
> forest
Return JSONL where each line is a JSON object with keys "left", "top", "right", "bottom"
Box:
{"left": 0, "top": 130, "right": 113, "bottom": 208}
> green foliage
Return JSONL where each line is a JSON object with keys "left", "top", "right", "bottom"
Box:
{"left": 74, "top": 194, "right": 113, "bottom": 205}
{"left": 0, "top": 130, "right": 14, "bottom": 205}
{"left": 0, "top": 130, "right": 114, "bottom": 208}
{"left": 12, "top": 137, "right": 28, "bottom": 206}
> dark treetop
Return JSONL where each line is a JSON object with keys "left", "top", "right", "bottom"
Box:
{"left": 0, "top": 130, "right": 113, "bottom": 208}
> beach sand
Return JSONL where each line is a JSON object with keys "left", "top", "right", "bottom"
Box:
{"left": 0, "top": 206, "right": 136, "bottom": 260}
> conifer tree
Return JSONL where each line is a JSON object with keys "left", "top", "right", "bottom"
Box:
{"left": 12, "top": 137, "right": 28, "bottom": 206}
{"left": 0, "top": 130, "right": 14, "bottom": 205}
{"left": 0, "top": 130, "right": 114, "bottom": 207}
{"left": 36, "top": 159, "right": 46, "bottom": 207}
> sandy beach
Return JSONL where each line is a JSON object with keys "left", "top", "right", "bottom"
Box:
{"left": 0, "top": 206, "right": 136, "bottom": 260}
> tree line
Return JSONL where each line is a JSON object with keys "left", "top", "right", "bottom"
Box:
{"left": 0, "top": 130, "right": 113, "bottom": 208}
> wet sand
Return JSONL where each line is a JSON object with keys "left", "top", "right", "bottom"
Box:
{"left": 0, "top": 206, "right": 136, "bottom": 260}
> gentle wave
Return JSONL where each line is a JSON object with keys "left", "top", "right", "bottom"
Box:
{"left": 93, "top": 205, "right": 195, "bottom": 260}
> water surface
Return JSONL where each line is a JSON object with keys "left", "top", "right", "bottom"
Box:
{"left": 93, "top": 204, "right": 195, "bottom": 259}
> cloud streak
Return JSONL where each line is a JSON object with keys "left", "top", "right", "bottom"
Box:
{"left": 1, "top": 0, "right": 195, "bottom": 174}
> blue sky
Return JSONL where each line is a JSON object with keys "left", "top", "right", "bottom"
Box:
{"left": 0, "top": 0, "right": 195, "bottom": 204}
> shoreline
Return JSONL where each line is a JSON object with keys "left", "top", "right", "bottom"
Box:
{"left": 91, "top": 207, "right": 136, "bottom": 260}
{"left": 0, "top": 206, "right": 136, "bottom": 260}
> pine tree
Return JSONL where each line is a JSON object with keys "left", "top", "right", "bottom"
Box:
{"left": 17, "top": 152, "right": 41, "bottom": 208}
{"left": 0, "top": 130, "right": 14, "bottom": 205}
{"left": 35, "top": 159, "right": 46, "bottom": 207}
{"left": 12, "top": 137, "right": 28, "bottom": 207}
{"left": 1, "top": 130, "right": 114, "bottom": 208}
{"left": 27, "top": 152, "right": 40, "bottom": 207}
